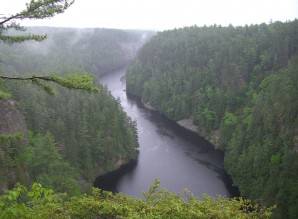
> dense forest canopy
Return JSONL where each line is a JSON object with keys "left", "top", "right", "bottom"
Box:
{"left": 0, "top": 27, "right": 146, "bottom": 194}
{"left": 126, "top": 20, "right": 298, "bottom": 218}
{"left": 0, "top": 24, "right": 275, "bottom": 218}
{"left": 0, "top": 1, "right": 292, "bottom": 217}
{"left": 0, "top": 26, "right": 152, "bottom": 97}
{"left": 0, "top": 179, "right": 274, "bottom": 219}
{"left": 0, "top": 0, "right": 97, "bottom": 97}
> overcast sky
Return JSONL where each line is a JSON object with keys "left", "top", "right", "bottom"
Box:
{"left": 1, "top": 0, "right": 298, "bottom": 30}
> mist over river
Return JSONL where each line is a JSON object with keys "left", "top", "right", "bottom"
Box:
{"left": 96, "top": 67, "right": 238, "bottom": 198}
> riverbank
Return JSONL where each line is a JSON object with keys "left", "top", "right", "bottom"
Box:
{"left": 99, "top": 68, "right": 238, "bottom": 198}
{"left": 94, "top": 156, "right": 138, "bottom": 192}
{"left": 144, "top": 102, "right": 158, "bottom": 111}
{"left": 125, "top": 94, "right": 239, "bottom": 197}
{"left": 142, "top": 100, "right": 221, "bottom": 149}
{"left": 177, "top": 119, "right": 198, "bottom": 133}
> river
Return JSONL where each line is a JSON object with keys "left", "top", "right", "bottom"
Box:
{"left": 96, "top": 67, "right": 238, "bottom": 199}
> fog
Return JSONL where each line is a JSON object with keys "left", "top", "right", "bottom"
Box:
{"left": 1, "top": 0, "right": 298, "bottom": 30}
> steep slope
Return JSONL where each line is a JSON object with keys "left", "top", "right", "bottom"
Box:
{"left": 0, "top": 100, "right": 27, "bottom": 138}
{"left": 0, "top": 27, "right": 146, "bottom": 194}
{"left": 0, "top": 100, "right": 28, "bottom": 191}
{"left": 1, "top": 27, "right": 153, "bottom": 75}
{"left": 126, "top": 21, "right": 298, "bottom": 218}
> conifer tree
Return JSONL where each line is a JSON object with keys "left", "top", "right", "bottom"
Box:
{"left": 0, "top": 0, "right": 98, "bottom": 96}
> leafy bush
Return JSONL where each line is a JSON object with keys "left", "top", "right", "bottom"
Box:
{"left": 0, "top": 180, "right": 273, "bottom": 219}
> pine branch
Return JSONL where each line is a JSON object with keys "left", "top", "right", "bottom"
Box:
{"left": 0, "top": 0, "right": 74, "bottom": 43}
{"left": 0, "top": 74, "right": 99, "bottom": 95}
{"left": 0, "top": 0, "right": 75, "bottom": 26}
{"left": 0, "top": 75, "right": 53, "bottom": 81}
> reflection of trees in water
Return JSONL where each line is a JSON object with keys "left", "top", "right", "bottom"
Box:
{"left": 94, "top": 157, "right": 138, "bottom": 193}
{"left": 100, "top": 69, "right": 235, "bottom": 199}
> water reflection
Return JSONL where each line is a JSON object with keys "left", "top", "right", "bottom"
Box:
{"left": 96, "top": 67, "right": 239, "bottom": 198}
{"left": 94, "top": 157, "right": 138, "bottom": 193}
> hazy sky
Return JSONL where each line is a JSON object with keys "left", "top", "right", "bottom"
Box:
{"left": 1, "top": 0, "right": 298, "bottom": 30}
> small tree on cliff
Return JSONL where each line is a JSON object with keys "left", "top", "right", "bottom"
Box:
{"left": 0, "top": 0, "right": 98, "bottom": 97}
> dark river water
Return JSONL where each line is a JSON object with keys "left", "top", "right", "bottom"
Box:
{"left": 96, "top": 67, "right": 238, "bottom": 199}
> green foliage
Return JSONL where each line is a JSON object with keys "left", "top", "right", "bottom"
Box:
{"left": 223, "top": 112, "right": 237, "bottom": 126}
{"left": 0, "top": 183, "right": 66, "bottom": 219}
{"left": 0, "top": 133, "right": 24, "bottom": 142}
{"left": 0, "top": 80, "right": 11, "bottom": 99}
{"left": 0, "top": 1, "right": 100, "bottom": 96}
{"left": 0, "top": 27, "right": 150, "bottom": 95}
{"left": 49, "top": 74, "right": 99, "bottom": 92}
{"left": 0, "top": 4, "right": 147, "bottom": 215}
{"left": 0, "top": 180, "right": 274, "bottom": 219}
{"left": 126, "top": 20, "right": 298, "bottom": 218}
{"left": 0, "top": 65, "right": 138, "bottom": 195}
{"left": 24, "top": 133, "right": 81, "bottom": 195}
{"left": 31, "top": 77, "right": 56, "bottom": 95}
{"left": 0, "top": 132, "right": 27, "bottom": 190}
{"left": 0, "top": 34, "right": 46, "bottom": 45}
{"left": 7, "top": 77, "right": 139, "bottom": 191}
{"left": 0, "top": 26, "right": 143, "bottom": 193}
{"left": 0, "top": 89, "right": 11, "bottom": 100}
{"left": 1, "top": 73, "right": 99, "bottom": 95}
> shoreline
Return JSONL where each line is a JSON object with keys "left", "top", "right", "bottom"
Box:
{"left": 125, "top": 92, "right": 239, "bottom": 196}
{"left": 94, "top": 154, "right": 138, "bottom": 192}
{"left": 141, "top": 100, "right": 220, "bottom": 149}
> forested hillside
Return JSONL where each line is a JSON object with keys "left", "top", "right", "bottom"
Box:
{"left": 0, "top": 27, "right": 150, "bottom": 75}
{"left": 126, "top": 20, "right": 298, "bottom": 218}
{"left": 0, "top": 28, "right": 145, "bottom": 194}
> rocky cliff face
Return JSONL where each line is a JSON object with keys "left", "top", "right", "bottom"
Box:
{"left": 0, "top": 100, "right": 28, "bottom": 139}
{"left": 0, "top": 99, "right": 28, "bottom": 191}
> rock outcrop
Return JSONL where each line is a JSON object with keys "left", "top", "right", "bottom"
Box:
{"left": 0, "top": 99, "right": 28, "bottom": 191}
{"left": 0, "top": 100, "right": 28, "bottom": 139}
